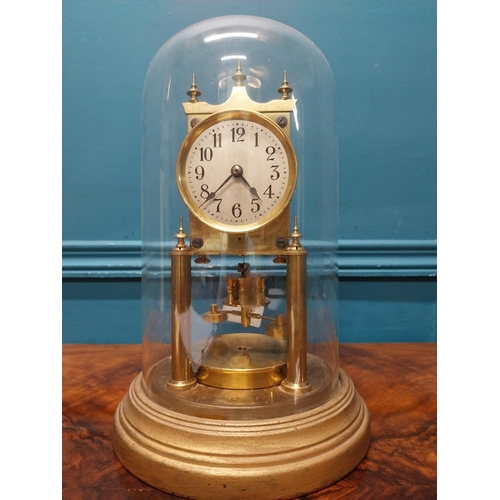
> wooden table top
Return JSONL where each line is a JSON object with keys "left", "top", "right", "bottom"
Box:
{"left": 62, "top": 343, "right": 436, "bottom": 500}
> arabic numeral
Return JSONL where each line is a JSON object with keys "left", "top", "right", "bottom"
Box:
{"left": 251, "top": 198, "right": 260, "bottom": 213}
{"left": 232, "top": 203, "right": 242, "bottom": 218}
{"left": 195, "top": 165, "right": 205, "bottom": 180}
{"left": 270, "top": 165, "right": 280, "bottom": 180}
{"left": 231, "top": 127, "right": 245, "bottom": 142}
{"left": 200, "top": 184, "right": 210, "bottom": 199}
{"left": 200, "top": 147, "right": 213, "bottom": 161}
{"left": 264, "top": 185, "right": 274, "bottom": 199}
{"left": 266, "top": 146, "right": 275, "bottom": 161}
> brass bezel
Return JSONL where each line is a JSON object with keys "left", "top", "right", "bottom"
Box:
{"left": 176, "top": 109, "right": 297, "bottom": 234}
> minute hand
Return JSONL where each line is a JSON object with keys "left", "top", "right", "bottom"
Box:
{"left": 240, "top": 175, "right": 263, "bottom": 202}
{"left": 199, "top": 174, "right": 233, "bottom": 208}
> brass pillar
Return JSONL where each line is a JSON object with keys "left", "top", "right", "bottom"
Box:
{"left": 168, "top": 220, "right": 196, "bottom": 390}
{"left": 282, "top": 218, "right": 311, "bottom": 393}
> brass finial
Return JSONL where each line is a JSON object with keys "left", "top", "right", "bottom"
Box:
{"left": 277, "top": 70, "right": 292, "bottom": 100}
{"left": 174, "top": 217, "right": 188, "bottom": 249}
{"left": 288, "top": 216, "right": 303, "bottom": 250}
{"left": 186, "top": 74, "right": 201, "bottom": 103}
{"left": 232, "top": 59, "right": 247, "bottom": 87}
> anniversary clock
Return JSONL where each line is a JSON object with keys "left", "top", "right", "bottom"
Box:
{"left": 113, "top": 16, "right": 370, "bottom": 500}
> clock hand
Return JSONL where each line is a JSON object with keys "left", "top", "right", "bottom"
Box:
{"left": 239, "top": 175, "right": 263, "bottom": 202}
{"left": 199, "top": 164, "right": 247, "bottom": 208}
{"left": 199, "top": 165, "right": 257, "bottom": 208}
{"left": 199, "top": 173, "right": 233, "bottom": 208}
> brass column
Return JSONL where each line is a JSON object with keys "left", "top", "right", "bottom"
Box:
{"left": 282, "top": 217, "right": 311, "bottom": 393}
{"left": 168, "top": 219, "right": 196, "bottom": 390}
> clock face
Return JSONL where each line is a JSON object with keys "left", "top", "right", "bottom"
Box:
{"left": 177, "top": 110, "right": 297, "bottom": 233}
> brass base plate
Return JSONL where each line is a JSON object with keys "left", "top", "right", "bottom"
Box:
{"left": 196, "top": 333, "right": 286, "bottom": 389}
{"left": 148, "top": 352, "right": 333, "bottom": 419}
{"left": 113, "top": 368, "right": 370, "bottom": 500}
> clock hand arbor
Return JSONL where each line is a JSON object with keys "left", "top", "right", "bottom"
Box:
{"left": 230, "top": 165, "right": 262, "bottom": 200}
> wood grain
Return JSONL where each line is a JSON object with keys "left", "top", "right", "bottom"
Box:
{"left": 62, "top": 343, "right": 436, "bottom": 499}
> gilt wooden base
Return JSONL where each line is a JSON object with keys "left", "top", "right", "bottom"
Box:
{"left": 113, "top": 368, "right": 370, "bottom": 500}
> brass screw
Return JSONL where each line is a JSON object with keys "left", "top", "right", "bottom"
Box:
{"left": 276, "top": 236, "right": 287, "bottom": 248}
{"left": 191, "top": 237, "right": 203, "bottom": 249}
{"left": 276, "top": 116, "right": 288, "bottom": 128}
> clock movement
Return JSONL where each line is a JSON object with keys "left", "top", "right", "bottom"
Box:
{"left": 113, "top": 16, "right": 370, "bottom": 499}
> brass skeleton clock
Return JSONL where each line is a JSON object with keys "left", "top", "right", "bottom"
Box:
{"left": 113, "top": 16, "right": 370, "bottom": 500}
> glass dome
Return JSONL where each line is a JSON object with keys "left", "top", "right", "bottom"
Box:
{"left": 141, "top": 15, "right": 339, "bottom": 419}
{"left": 114, "top": 16, "right": 369, "bottom": 500}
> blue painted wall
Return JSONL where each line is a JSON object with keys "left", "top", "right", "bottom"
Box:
{"left": 62, "top": 0, "right": 436, "bottom": 344}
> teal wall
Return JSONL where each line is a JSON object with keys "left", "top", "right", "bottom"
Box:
{"left": 62, "top": 0, "right": 436, "bottom": 344}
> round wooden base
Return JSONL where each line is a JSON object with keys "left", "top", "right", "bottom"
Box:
{"left": 113, "top": 368, "right": 370, "bottom": 500}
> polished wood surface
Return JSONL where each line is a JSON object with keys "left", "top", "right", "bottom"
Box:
{"left": 63, "top": 343, "right": 436, "bottom": 499}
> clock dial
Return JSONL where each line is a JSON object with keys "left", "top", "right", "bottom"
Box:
{"left": 177, "top": 110, "right": 297, "bottom": 233}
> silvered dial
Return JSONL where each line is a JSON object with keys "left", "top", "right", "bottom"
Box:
{"left": 177, "top": 110, "right": 297, "bottom": 233}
